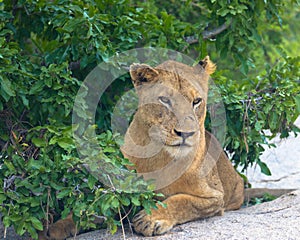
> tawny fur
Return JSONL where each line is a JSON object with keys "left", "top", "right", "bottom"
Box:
{"left": 38, "top": 212, "right": 76, "bottom": 240}
{"left": 121, "top": 57, "right": 244, "bottom": 236}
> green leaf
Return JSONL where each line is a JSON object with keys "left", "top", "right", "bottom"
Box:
{"left": 27, "top": 158, "right": 42, "bottom": 170}
{"left": 111, "top": 197, "right": 119, "bottom": 209}
{"left": 16, "top": 220, "right": 26, "bottom": 235}
{"left": 57, "top": 189, "right": 71, "bottom": 199}
{"left": 29, "top": 81, "right": 44, "bottom": 94}
{"left": 110, "top": 223, "right": 118, "bottom": 235}
{"left": 131, "top": 196, "right": 140, "bottom": 206}
{"left": 29, "top": 216, "right": 43, "bottom": 231}
{"left": 20, "top": 95, "right": 29, "bottom": 108}
{"left": 50, "top": 181, "right": 64, "bottom": 190}
{"left": 255, "top": 121, "right": 264, "bottom": 131}
{"left": 0, "top": 76, "right": 15, "bottom": 99}
{"left": 0, "top": 193, "right": 6, "bottom": 203}
{"left": 88, "top": 174, "right": 97, "bottom": 189}
{"left": 2, "top": 216, "right": 11, "bottom": 228}
{"left": 269, "top": 112, "right": 278, "bottom": 131}
{"left": 57, "top": 137, "right": 75, "bottom": 151}
{"left": 294, "top": 94, "right": 300, "bottom": 114}
{"left": 103, "top": 147, "right": 116, "bottom": 153}
{"left": 31, "top": 137, "right": 46, "bottom": 147}
{"left": 25, "top": 222, "right": 38, "bottom": 239}
{"left": 258, "top": 161, "right": 271, "bottom": 176}
{"left": 4, "top": 160, "right": 16, "bottom": 173}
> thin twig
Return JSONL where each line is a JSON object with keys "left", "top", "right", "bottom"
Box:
{"left": 120, "top": 205, "right": 133, "bottom": 222}
{"left": 106, "top": 174, "right": 116, "bottom": 191}
{"left": 3, "top": 226, "right": 7, "bottom": 239}
{"left": 121, "top": 205, "right": 134, "bottom": 235}
{"left": 118, "top": 207, "right": 126, "bottom": 240}
{"left": 73, "top": 221, "right": 79, "bottom": 240}
{"left": 46, "top": 188, "right": 50, "bottom": 230}
{"left": 107, "top": 175, "right": 127, "bottom": 239}
{"left": 242, "top": 95, "right": 251, "bottom": 153}
{"left": 3, "top": 207, "right": 11, "bottom": 238}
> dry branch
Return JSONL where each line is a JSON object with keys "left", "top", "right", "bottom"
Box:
{"left": 185, "top": 20, "right": 232, "bottom": 46}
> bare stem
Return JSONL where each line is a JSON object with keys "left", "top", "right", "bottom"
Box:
{"left": 118, "top": 207, "right": 126, "bottom": 240}
{"left": 184, "top": 20, "right": 232, "bottom": 47}
{"left": 202, "top": 21, "right": 232, "bottom": 40}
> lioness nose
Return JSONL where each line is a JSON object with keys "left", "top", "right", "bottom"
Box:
{"left": 174, "top": 129, "right": 195, "bottom": 139}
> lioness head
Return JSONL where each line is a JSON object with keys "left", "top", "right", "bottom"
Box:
{"left": 124, "top": 56, "right": 216, "bottom": 159}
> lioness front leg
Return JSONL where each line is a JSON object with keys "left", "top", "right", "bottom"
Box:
{"left": 132, "top": 193, "right": 224, "bottom": 236}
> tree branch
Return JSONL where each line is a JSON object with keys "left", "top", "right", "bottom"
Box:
{"left": 202, "top": 21, "right": 231, "bottom": 40}
{"left": 184, "top": 20, "right": 232, "bottom": 46}
{"left": 184, "top": 36, "right": 199, "bottom": 45}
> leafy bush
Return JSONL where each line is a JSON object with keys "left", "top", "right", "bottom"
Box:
{"left": 214, "top": 54, "right": 300, "bottom": 174}
{"left": 0, "top": 0, "right": 299, "bottom": 239}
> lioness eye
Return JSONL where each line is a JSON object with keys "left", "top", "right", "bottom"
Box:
{"left": 158, "top": 96, "right": 171, "bottom": 107}
{"left": 193, "top": 97, "right": 202, "bottom": 107}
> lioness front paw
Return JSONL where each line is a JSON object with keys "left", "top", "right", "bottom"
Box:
{"left": 132, "top": 210, "right": 174, "bottom": 237}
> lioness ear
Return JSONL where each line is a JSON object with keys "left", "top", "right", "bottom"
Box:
{"left": 130, "top": 63, "right": 159, "bottom": 86}
{"left": 198, "top": 56, "right": 216, "bottom": 75}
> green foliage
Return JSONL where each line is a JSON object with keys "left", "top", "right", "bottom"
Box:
{"left": 214, "top": 54, "right": 300, "bottom": 173}
{"left": 0, "top": 0, "right": 299, "bottom": 239}
{"left": 0, "top": 125, "right": 160, "bottom": 239}
{"left": 247, "top": 193, "right": 277, "bottom": 206}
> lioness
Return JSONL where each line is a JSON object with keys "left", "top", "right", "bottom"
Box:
{"left": 121, "top": 56, "right": 244, "bottom": 236}
{"left": 38, "top": 57, "right": 294, "bottom": 239}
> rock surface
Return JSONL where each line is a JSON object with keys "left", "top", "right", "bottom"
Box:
{"left": 246, "top": 116, "right": 300, "bottom": 189}
{"left": 3, "top": 190, "right": 299, "bottom": 239}
{"left": 71, "top": 190, "right": 300, "bottom": 240}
